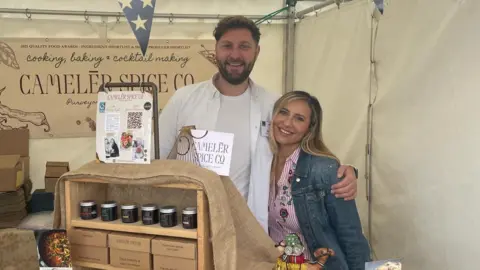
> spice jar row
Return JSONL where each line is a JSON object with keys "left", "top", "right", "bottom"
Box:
{"left": 79, "top": 200, "right": 198, "bottom": 229}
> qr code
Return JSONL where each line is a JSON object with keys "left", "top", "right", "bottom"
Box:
{"left": 127, "top": 112, "right": 143, "bottom": 129}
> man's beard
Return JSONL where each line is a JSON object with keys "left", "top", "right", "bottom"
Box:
{"left": 216, "top": 58, "right": 255, "bottom": 85}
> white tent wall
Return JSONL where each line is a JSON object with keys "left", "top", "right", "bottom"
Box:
{"left": 296, "top": 0, "right": 480, "bottom": 269}
{"left": 294, "top": 0, "right": 371, "bottom": 235}
{"left": 372, "top": 0, "right": 479, "bottom": 268}
{"left": 0, "top": 0, "right": 286, "bottom": 191}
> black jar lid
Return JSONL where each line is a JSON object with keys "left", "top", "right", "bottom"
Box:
{"left": 159, "top": 205, "right": 176, "bottom": 214}
{"left": 141, "top": 204, "right": 158, "bottom": 211}
{"left": 80, "top": 200, "right": 96, "bottom": 207}
{"left": 182, "top": 207, "right": 197, "bottom": 215}
{"left": 101, "top": 201, "right": 117, "bottom": 208}
{"left": 121, "top": 204, "right": 138, "bottom": 210}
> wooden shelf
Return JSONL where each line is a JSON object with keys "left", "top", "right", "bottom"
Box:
{"left": 71, "top": 217, "right": 197, "bottom": 239}
{"left": 68, "top": 177, "right": 201, "bottom": 190}
{"left": 73, "top": 261, "right": 131, "bottom": 270}
{"left": 65, "top": 177, "right": 213, "bottom": 270}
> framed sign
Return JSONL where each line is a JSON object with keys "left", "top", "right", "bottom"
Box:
{"left": 96, "top": 90, "right": 153, "bottom": 164}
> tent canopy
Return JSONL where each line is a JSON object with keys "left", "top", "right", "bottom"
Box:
{"left": 2, "top": 0, "right": 477, "bottom": 268}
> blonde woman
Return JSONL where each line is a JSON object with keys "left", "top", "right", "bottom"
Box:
{"left": 267, "top": 91, "right": 370, "bottom": 269}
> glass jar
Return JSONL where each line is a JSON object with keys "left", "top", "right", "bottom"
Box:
{"left": 141, "top": 204, "right": 159, "bottom": 225}
{"left": 159, "top": 206, "right": 177, "bottom": 227}
{"left": 101, "top": 201, "right": 118, "bottom": 221}
{"left": 182, "top": 207, "right": 197, "bottom": 229}
{"left": 121, "top": 204, "right": 138, "bottom": 223}
{"left": 79, "top": 200, "right": 97, "bottom": 220}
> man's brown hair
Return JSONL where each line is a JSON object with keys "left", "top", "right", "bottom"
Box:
{"left": 213, "top": 15, "right": 261, "bottom": 44}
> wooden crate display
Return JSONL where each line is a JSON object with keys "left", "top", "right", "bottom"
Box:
{"left": 65, "top": 178, "right": 213, "bottom": 270}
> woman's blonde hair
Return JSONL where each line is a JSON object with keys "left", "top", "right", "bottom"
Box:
{"left": 268, "top": 91, "right": 339, "bottom": 163}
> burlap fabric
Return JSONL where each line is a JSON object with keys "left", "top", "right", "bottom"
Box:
{"left": 52, "top": 128, "right": 280, "bottom": 270}
{"left": 0, "top": 228, "right": 39, "bottom": 270}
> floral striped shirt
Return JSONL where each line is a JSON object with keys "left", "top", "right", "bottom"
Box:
{"left": 268, "top": 147, "right": 312, "bottom": 260}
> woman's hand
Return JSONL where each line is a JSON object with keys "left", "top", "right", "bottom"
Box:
{"left": 331, "top": 165, "right": 358, "bottom": 200}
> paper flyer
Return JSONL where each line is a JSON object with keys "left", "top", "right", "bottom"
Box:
{"left": 96, "top": 90, "right": 153, "bottom": 164}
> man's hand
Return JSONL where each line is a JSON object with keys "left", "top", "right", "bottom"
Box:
{"left": 308, "top": 247, "right": 335, "bottom": 270}
{"left": 331, "top": 165, "right": 357, "bottom": 200}
{"left": 306, "top": 263, "right": 322, "bottom": 270}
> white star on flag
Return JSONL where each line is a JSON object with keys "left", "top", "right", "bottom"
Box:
{"left": 118, "top": 0, "right": 132, "bottom": 10}
{"left": 118, "top": 0, "right": 156, "bottom": 56}
{"left": 141, "top": 0, "right": 154, "bottom": 8}
{"left": 131, "top": 14, "right": 147, "bottom": 30}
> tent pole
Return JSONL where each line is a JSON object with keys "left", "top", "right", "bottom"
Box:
{"left": 0, "top": 8, "right": 288, "bottom": 21}
{"left": 366, "top": 8, "right": 382, "bottom": 259}
{"left": 284, "top": 2, "right": 295, "bottom": 93}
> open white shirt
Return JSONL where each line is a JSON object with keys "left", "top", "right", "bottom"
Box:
{"left": 156, "top": 73, "right": 278, "bottom": 232}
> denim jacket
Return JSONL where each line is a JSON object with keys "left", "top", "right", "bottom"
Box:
{"left": 292, "top": 150, "right": 371, "bottom": 270}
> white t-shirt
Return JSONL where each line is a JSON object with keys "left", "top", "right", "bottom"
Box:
{"left": 157, "top": 75, "right": 279, "bottom": 210}
{"left": 215, "top": 88, "right": 252, "bottom": 199}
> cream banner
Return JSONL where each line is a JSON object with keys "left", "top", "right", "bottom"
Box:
{"left": 0, "top": 38, "right": 217, "bottom": 139}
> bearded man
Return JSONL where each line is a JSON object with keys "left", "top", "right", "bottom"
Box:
{"left": 157, "top": 15, "right": 358, "bottom": 231}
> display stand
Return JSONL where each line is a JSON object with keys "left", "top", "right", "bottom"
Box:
{"left": 66, "top": 82, "right": 213, "bottom": 270}
{"left": 65, "top": 178, "right": 213, "bottom": 270}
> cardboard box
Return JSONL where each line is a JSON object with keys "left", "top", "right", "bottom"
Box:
{"left": 45, "top": 161, "right": 69, "bottom": 177}
{"left": 20, "top": 156, "right": 29, "bottom": 181}
{"left": 0, "top": 209, "right": 27, "bottom": 228}
{"left": 152, "top": 237, "right": 197, "bottom": 260}
{"left": 153, "top": 255, "right": 196, "bottom": 270}
{"left": 0, "top": 155, "right": 24, "bottom": 192}
{"left": 110, "top": 248, "right": 151, "bottom": 270}
{"left": 71, "top": 244, "right": 109, "bottom": 264}
{"left": 0, "top": 129, "right": 29, "bottom": 156}
{"left": 68, "top": 229, "right": 109, "bottom": 247}
{"left": 44, "top": 177, "right": 57, "bottom": 193}
{"left": 108, "top": 232, "right": 154, "bottom": 253}
{"left": 44, "top": 161, "right": 69, "bottom": 192}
